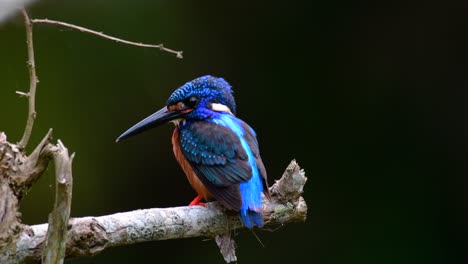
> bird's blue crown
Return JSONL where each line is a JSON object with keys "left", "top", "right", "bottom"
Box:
{"left": 167, "top": 75, "right": 237, "bottom": 115}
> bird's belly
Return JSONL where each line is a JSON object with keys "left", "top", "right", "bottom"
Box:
{"left": 172, "top": 129, "right": 212, "bottom": 200}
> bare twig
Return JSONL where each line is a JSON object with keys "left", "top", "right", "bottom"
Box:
{"left": 42, "top": 140, "right": 74, "bottom": 264}
{"left": 17, "top": 9, "right": 38, "bottom": 150}
{"left": 0, "top": 160, "right": 307, "bottom": 264}
{"left": 15, "top": 91, "right": 29, "bottom": 97}
{"left": 31, "top": 19, "right": 184, "bottom": 59}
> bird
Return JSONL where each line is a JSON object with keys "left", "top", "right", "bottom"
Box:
{"left": 116, "top": 75, "right": 270, "bottom": 228}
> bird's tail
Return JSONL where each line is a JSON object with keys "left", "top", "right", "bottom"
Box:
{"left": 240, "top": 208, "right": 263, "bottom": 228}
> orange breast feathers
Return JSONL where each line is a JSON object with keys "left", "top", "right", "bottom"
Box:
{"left": 172, "top": 128, "right": 213, "bottom": 200}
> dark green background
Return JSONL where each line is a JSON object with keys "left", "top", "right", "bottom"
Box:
{"left": 0, "top": 1, "right": 462, "bottom": 263}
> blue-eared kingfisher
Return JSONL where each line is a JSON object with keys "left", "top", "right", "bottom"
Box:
{"left": 116, "top": 75, "right": 270, "bottom": 228}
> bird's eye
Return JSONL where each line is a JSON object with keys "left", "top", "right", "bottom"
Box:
{"left": 184, "top": 96, "right": 199, "bottom": 108}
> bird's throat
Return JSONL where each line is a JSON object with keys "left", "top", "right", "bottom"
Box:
{"left": 171, "top": 118, "right": 185, "bottom": 127}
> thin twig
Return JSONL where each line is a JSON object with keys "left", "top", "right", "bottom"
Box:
{"left": 17, "top": 9, "right": 38, "bottom": 150}
{"left": 31, "top": 18, "right": 184, "bottom": 59}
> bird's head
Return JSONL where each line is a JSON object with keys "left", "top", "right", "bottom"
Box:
{"left": 167, "top": 75, "right": 237, "bottom": 119}
{"left": 116, "top": 75, "right": 236, "bottom": 142}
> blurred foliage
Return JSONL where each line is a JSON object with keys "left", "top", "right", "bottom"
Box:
{"left": 0, "top": 0, "right": 460, "bottom": 263}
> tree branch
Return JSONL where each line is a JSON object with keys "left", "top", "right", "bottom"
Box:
{"left": 17, "top": 8, "right": 38, "bottom": 150}
{"left": 10, "top": 129, "right": 53, "bottom": 197}
{"left": 0, "top": 160, "right": 307, "bottom": 263}
{"left": 31, "top": 19, "right": 183, "bottom": 59}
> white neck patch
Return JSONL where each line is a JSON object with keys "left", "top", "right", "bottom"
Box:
{"left": 211, "top": 103, "right": 233, "bottom": 115}
{"left": 171, "top": 118, "right": 185, "bottom": 127}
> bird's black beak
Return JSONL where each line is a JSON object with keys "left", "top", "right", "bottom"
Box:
{"left": 116, "top": 106, "right": 186, "bottom": 142}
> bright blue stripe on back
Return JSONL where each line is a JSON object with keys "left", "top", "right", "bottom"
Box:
{"left": 211, "top": 114, "right": 263, "bottom": 227}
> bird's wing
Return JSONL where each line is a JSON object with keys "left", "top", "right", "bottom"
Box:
{"left": 179, "top": 121, "right": 253, "bottom": 210}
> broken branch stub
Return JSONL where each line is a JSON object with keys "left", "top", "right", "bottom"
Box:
{"left": 42, "top": 140, "right": 74, "bottom": 264}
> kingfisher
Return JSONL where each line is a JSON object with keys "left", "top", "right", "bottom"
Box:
{"left": 116, "top": 75, "right": 270, "bottom": 228}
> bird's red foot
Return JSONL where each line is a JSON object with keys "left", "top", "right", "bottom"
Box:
{"left": 189, "top": 194, "right": 206, "bottom": 207}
